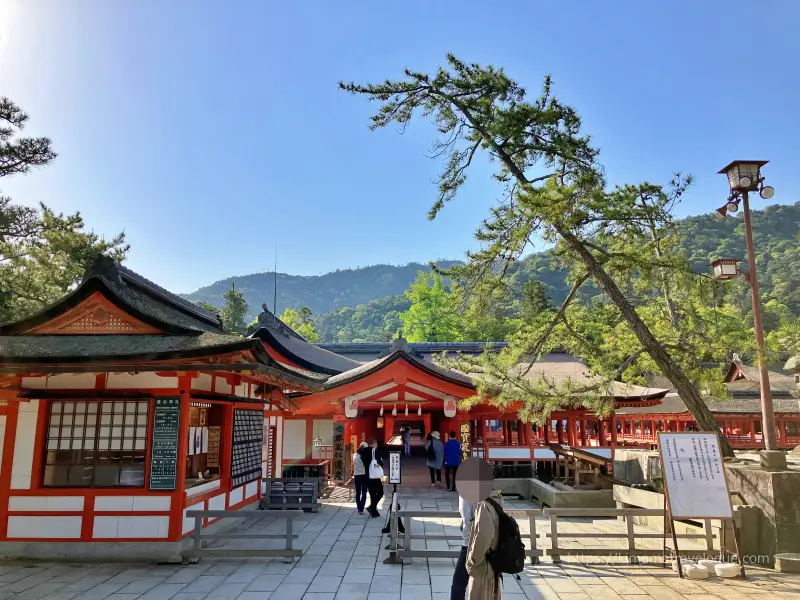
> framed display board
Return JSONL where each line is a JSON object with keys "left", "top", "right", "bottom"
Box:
{"left": 389, "top": 451, "right": 401, "bottom": 485}
{"left": 231, "top": 409, "right": 263, "bottom": 488}
{"left": 149, "top": 397, "right": 180, "bottom": 491}
{"left": 657, "top": 432, "right": 743, "bottom": 578}
{"left": 332, "top": 422, "right": 346, "bottom": 483}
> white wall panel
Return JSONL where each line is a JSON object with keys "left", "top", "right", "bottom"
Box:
{"left": 228, "top": 486, "right": 243, "bottom": 506}
{"left": 208, "top": 494, "right": 226, "bottom": 511}
{"left": 313, "top": 419, "right": 334, "bottom": 445}
{"left": 246, "top": 481, "right": 258, "bottom": 498}
{"left": 106, "top": 372, "right": 178, "bottom": 389}
{"left": 282, "top": 420, "right": 306, "bottom": 460}
{"left": 11, "top": 401, "right": 38, "bottom": 489}
{"left": 8, "top": 516, "right": 81, "bottom": 538}
{"left": 213, "top": 377, "right": 231, "bottom": 394}
{"left": 9, "top": 496, "right": 84, "bottom": 511}
{"left": 0, "top": 415, "right": 6, "bottom": 476}
{"left": 192, "top": 373, "right": 212, "bottom": 392}
{"left": 275, "top": 416, "right": 283, "bottom": 475}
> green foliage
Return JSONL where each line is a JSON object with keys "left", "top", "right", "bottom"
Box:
{"left": 220, "top": 283, "right": 248, "bottom": 335}
{"left": 315, "top": 295, "right": 409, "bottom": 342}
{"left": 0, "top": 98, "right": 127, "bottom": 322}
{"left": 280, "top": 306, "right": 321, "bottom": 342}
{"left": 341, "top": 53, "right": 741, "bottom": 453}
{"left": 399, "top": 272, "right": 462, "bottom": 342}
{"left": 196, "top": 301, "right": 220, "bottom": 316}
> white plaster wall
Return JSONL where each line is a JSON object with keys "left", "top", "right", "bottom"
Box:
{"left": 275, "top": 416, "right": 283, "bottom": 475}
{"left": 234, "top": 383, "right": 247, "bottom": 397}
{"left": 94, "top": 496, "right": 170, "bottom": 511}
{"left": 213, "top": 378, "right": 231, "bottom": 394}
{"left": 193, "top": 373, "right": 212, "bottom": 392}
{"left": 21, "top": 374, "right": 96, "bottom": 389}
{"left": 93, "top": 516, "right": 169, "bottom": 539}
{"left": 282, "top": 420, "right": 306, "bottom": 460}
{"left": 182, "top": 508, "right": 195, "bottom": 534}
{"left": 106, "top": 372, "right": 178, "bottom": 389}
{"left": 313, "top": 419, "right": 334, "bottom": 445}
{"left": 0, "top": 415, "right": 6, "bottom": 476}
{"left": 11, "top": 400, "right": 38, "bottom": 489}
{"left": 246, "top": 481, "right": 258, "bottom": 498}
{"left": 9, "top": 496, "right": 83, "bottom": 511}
{"left": 208, "top": 494, "right": 225, "bottom": 511}
{"left": 8, "top": 516, "right": 82, "bottom": 538}
{"left": 228, "top": 486, "right": 244, "bottom": 506}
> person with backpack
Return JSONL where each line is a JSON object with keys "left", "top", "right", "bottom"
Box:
{"left": 466, "top": 489, "right": 525, "bottom": 600}
{"left": 425, "top": 431, "right": 444, "bottom": 487}
{"left": 443, "top": 431, "right": 462, "bottom": 491}
{"left": 402, "top": 426, "right": 412, "bottom": 457}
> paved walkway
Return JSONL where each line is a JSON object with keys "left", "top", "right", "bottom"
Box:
{"left": 0, "top": 487, "right": 797, "bottom": 600}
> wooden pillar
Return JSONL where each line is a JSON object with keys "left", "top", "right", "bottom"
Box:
{"left": 580, "top": 417, "right": 587, "bottom": 446}
{"left": 543, "top": 420, "right": 550, "bottom": 444}
{"left": 610, "top": 415, "right": 617, "bottom": 447}
{"left": 568, "top": 416, "right": 577, "bottom": 446}
{"left": 777, "top": 418, "right": 785, "bottom": 447}
{"left": 525, "top": 422, "right": 533, "bottom": 445}
{"left": 555, "top": 419, "right": 562, "bottom": 444}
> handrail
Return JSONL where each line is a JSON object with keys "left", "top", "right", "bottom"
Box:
{"left": 185, "top": 509, "right": 304, "bottom": 561}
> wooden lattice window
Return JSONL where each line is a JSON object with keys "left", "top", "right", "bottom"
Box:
{"left": 43, "top": 399, "right": 149, "bottom": 488}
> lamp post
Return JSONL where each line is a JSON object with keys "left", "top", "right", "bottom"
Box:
{"left": 714, "top": 160, "right": 784, "bottom": 469}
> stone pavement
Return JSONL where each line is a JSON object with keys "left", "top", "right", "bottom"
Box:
{"left": 0, "top": 486, "right": 797, "bottom": 600}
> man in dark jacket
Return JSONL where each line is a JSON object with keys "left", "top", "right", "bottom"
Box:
{"left": 357, "top": 439, "right": 384, "bottom": 517}
{"left": 443, "top": 431, "right": 463, "bottom": 492}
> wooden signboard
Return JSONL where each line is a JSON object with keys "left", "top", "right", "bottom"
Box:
{"left": 206, "top": 426, "right": 221, "bottom": 468}
{"left": 332, "top": 422, "right": 346, "bottom": 483}
{"left": 389, "top": 451, "right": 401, "bottom": 485}
{"left": 149, "top": 397, "right": 180, "bottom": 491}
{"left": 460, "top": 422, "right": 471, "bottom": 463}
{"left": 657, "top": 432, "right": 744, "bottom": 578}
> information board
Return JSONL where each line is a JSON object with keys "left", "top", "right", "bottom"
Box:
{"left": 149, "top": 397, "right": 180, "bottom": 491}
{"left": 460, "top": 422, "right": 471, "bottom": 463}
{"left": 389, "top": 451, "right": 401, "bottom": 484}
{"left": 207, "top": 426, "right": 221, "bottom": 468}
{"left": 231, "top": 409, "right": 263, "bottom": 488}
{"left": 657, "top": 432, "right": 733, "bottom": 519}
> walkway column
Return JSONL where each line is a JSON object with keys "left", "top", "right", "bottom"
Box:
{"left": 610, "top": 416, "right": 617, "bottom": 447}
{"left": 580, "top": 417, "right": 587, "bottom": 446}
{"left": 543, "top": 421, "right": 550, "bottom": 444}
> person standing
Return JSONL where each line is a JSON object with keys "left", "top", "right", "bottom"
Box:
{"left": 443, "top": 431, "right": 462, "bottom": 492}
{"left": 357, "top": 438, "right": 384, "bottom": 517}
{"left": 425, "top": 431, "right": 444, "bottom": 487}
{"left": 466, "top": 490, "right": 504, "bottom": 600}
{"left": 450, "top": 493, "right": 473, "bottom": 600}
{"left": 352, "top": 442, "right": 369, "bottom": 515}
{"left": 402, "top": 426, "right": 411, "bottom": 457}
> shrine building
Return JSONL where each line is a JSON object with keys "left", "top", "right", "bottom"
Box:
{"left": 0, "top": 258, "right": 322, "bottom": 560}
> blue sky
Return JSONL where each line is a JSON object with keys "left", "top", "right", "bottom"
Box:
{"left": 2, "top": 1, "right": 798, "bottom": 294}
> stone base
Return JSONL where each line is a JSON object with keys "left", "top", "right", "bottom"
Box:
{"left": 775, "top": 553, "right": 800, "bottom": 573}
{"left": 759, "top": 450, "right": 788, "bottom": 470}
{"left": 530, "top": 479, "right": 615, "bottom": 508}
{"left": 0, "top": 540, "right": 187, "bottom": 562}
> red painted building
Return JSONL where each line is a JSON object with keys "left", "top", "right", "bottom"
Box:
{"left": 0, "top": 258, "right": 322, "bottom": 560}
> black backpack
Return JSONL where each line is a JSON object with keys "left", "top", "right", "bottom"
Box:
{"left": 426, "top": 442, "right": 435, "bottom": 461}
{"left": 485, "top": 497, "right": 525, "bottom": 576}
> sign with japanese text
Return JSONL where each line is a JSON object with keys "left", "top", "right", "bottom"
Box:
{"left": 149, "top": 397, "right": 180, "bottom": 491}
{"left": 460, "top": 422, "right": 471, "bottom": 462}
{"left": 332, "top": 422, "right": 346, "bottom": 482}
{"left": 658, "top": 432, "right": 733, "bottom": 519}
{"left": 389, "top": 451, "right": 401, "bottom": 484}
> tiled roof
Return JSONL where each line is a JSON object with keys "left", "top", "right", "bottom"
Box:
{"left": 615, "top": 393, "right": 800, "bottom": 415}
{"left": 323, "top": 350, "right": 474, "bottom": 389}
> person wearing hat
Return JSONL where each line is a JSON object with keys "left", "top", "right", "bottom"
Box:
{"left": 425, "top": 431, "right": 444, "bottom": 487}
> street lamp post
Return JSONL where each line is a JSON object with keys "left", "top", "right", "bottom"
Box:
{"left": 714, "top": 160, "right": 785, "bottom": 469}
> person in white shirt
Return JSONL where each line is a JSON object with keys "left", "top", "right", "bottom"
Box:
{"left": 352, "top": 442, "right": 369, "bottom": 515}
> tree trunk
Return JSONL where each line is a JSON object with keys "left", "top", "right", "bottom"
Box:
{"left": 560, "top": 229, "right": 735, "bottom": 457}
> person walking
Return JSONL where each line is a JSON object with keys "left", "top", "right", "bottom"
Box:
{"left": 466, "top": 490, "right": 504, "bottom": 600}
{"left": 352, "top": 441, "right": 369, "bottom": 515}
{"left": 402, "top": 426, "right": 411, "bottom": 457}
{"left": 357, "top": 438, "right": 384, "bottom": 517}
{"left": 443, "top": 431, "right": 462, "bottom": 492}
{"left": 450, "top": 493, "right": 473, "bottom": 600}
{"left": 425, "top": 431, "right": 444, "bottom": 487}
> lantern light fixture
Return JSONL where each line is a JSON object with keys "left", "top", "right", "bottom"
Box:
{"left": 718, "top": 160, "right": 768, "bottom": 193}
{"left": 709, "top": 258, "right": 741, "bottom": 281}
{"left": 377, "top": 416, "right": 384, "bottom": 429}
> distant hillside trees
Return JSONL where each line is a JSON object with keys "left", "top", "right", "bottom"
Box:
{"left": 280, "top": 307, "right": 320, "bottom": 342}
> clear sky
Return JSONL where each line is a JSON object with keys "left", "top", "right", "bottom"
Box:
{"left": 2, "top": 1, "right": 798, "bottom": 293}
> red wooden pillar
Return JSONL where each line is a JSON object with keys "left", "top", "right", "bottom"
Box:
{"left": 610, "top": 416, "right": 617, "bottom": 447}
{"left": 568, "top": 416, "right": 577, "bottom": 446}
{"left": 580, "top": 418, "right": 588, "bottom": 446}
{"left": 525, "top": 422, "right": 533, "bottom": 445}
{"left": 543, "top": 421, "right": 550, "bottom": 444}
{"left": 555, "top": 420, "right": 562, "bottom": 444}
{"left": 777, "top": 418, "right": 785, "bottom": 447}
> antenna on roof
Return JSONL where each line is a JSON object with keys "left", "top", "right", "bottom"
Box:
{"left": 273, "top": 246, "right": 278, "bottom": 315}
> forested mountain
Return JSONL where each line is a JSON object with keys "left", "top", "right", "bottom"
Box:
{"left": 183, "top": 202, "right": 800, "bottom": 341}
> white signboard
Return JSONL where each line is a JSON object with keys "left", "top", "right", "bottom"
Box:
{"left": 658, "top": 432, "right": 733, "bottom": 519}
{"left": 389, "top": 451, "right": 401, "bottom": 485}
